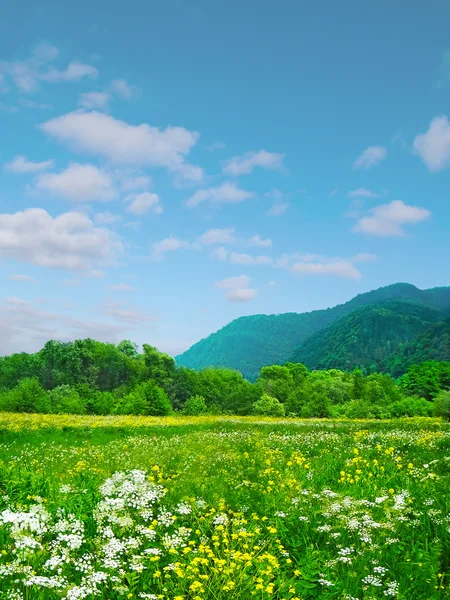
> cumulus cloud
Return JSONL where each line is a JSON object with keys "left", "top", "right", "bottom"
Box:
{"left": 265, "top": 188, "right": 289, "bottom": 216}
{"left": 105, "top": 301, "right": 157, "bottom": 325}
{"left": 229, "top": 252, "right": 272, "bottom": 266}
{"left": 78, "top": 91, "right": 111, "bottom": 110}
{"left": 150, "top": 236, "right": 196, "bottom": 260}
{"left": 353, "top": 145, "right": 387, "bottom": 169}
{"left": 413, "top": 115, "right": 450, "bottom": 172}
{"left": 33, "top": 163, "right": 117, "bottom": 202}
{"left": 196, "top": 228, "right": 236, "bottom": 246}
{"left": 107, "top": 283, "right": 135, "bottom": 292}
{"left": 121, "top": 175, "right": 151, "bottom": 191}
{"left": 125, "top": 192, "right": 162, "bottom": 216}
{"left": 94, "top": 212, "right": 121, "bottom": 226}
{"left": 4, "top": 155, "right": 55, "bottom": 174}
{"left": 222, "top": 150, "right": 285, "bottom": 176}
{"left": 353, "top": 200, "right": 430, "bottom": 237}
{"left": 40, "top": 61, "right": 98, "bottom": 83}
{"left": 347, "top": 188, "right": 382, "bottom": 198}
{"left": 210, "top": 247, "right": 229, "bottom": 261}
{"left": 247, "top": 234, "right": 272, "bottom": 247}
{"left": 187, "top": 182, "right": 254, "bottom": 208}
{"left": 0, "top": 208, "right": 122, "bottom": 269}
{"left": 39, "top": 111, "right": 203, "bottom": 181}
{"left": 214, "top": 274, "right": 257, "bottom": 302}
{"left": 351, "top": 252, "right": 378, "bottom": 263}
{"left": 109, "top": 79, "right": 140, "bottom": 99}
{"left": 8, "top": 274, "right": 36, "bottom": 283}
{"left": 291, "top": 260, "right": 361, "bottom": 280}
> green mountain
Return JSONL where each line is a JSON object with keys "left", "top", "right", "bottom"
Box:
{"left": 383, "top": 318, "right": 450, "bottom": 377}
{"left": 176, "top": 283, "right": 450, "bottom": 380}
{"left": 288, "top": 301, "right": 444, "bottom": 372}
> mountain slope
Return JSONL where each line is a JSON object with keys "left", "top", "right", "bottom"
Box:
{"left": 383, "top": 318, "right": 450, "bottom": 377}
{"left": 176, "top": 283, "right": 450, "bottom": 380}
{"left": 289, "top": 301, "right": 444, "bottom": 372}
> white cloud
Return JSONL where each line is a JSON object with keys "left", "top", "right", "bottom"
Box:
{"left": 206, "top": 141, "right": 225, "bottom": 152}
{"left": 227, "top": 288, "right": 258, "bottom": 302}
{"left": 196, "top": 228, "right": 236, "bottom": 246}
{"left": 151, "top": 236, "right": 194, "bottom": 260}
{"left": 265, "top": 188, "right": 289, "bottom": 216}
{"left": 61, "top": 278, "right": 81, "bottom": 286}
{"left": 291, "top": 260, "right": 362, "bottom": 280}
{"left": 351, "top": 252, "right": 378, "bottom": 263}
{"left": 353, "top": 199, "right": 430, "bottom": 237}
{"left": 247, "top": 234, "right": 272, "bottom": 247}
{"left": 267, "top": 280, "right": 276, "bottom": 287}
{"left": 125, "top": 191, "right": 162, "bottom": 216}
{"left": 107, "top": 283, "right": 135, "bottom": 292}
{"left": 78, "top": 91, "right": 111, "bottom": 110}
{"left": 347, "top": 188, "right": 382, "bottom": 198}
{"left": 121, "top": 175, "right": 151, "bottom": 191}
{"left": 33, "top": 42, "right": 59, "bottom": 62}
{"left": 8, "top": 274, "right": 36, "bottom": 283}
{"left": 40, "top": 111, "right": 203, "bottom": 181}
{"left": 41, "top": 61, "right": 98, "bottom": 83}
{"left": 329, "top": 187, "right": 339, "bottom": 197}
{"left": 0, "top": 208, "right": 122, "bottom": 270}
{"left": 353, "top": 145, "right": 387, "bottom": 169}
{"left": 88, "top": 269, "right": 106, "bottom": 278}
{"left": 34, "top": 163, "right": 117, "bottom": 202}
{"left": 214, "top": 274, "right": 257, "bottom": 302}
{"left": 222, "top": 150, "right": 285, "bottom": 176}
{"left": 229, "top": 252, "right": 272, "bottom": 266}
{"left": 109, "top": 79, "right": 140, "bottom": 99}
{"left": 4, "top": 155, "right": 55, "bottom": 174}
{"left": 94, "top": 212, "right": 121, "bottom": 226}
{"left": 18, "top": 98, "right": 52, "bottom": 109}
{"left": 413, "top": 115, "right": 450, "bottom": 172}
{"left": 187, "top": 182, "right": 254, "bottom": 208}
{"left": 210, "top": 246, "right": 229, "bottom": 261}
{"left": 105, "top": 301, "right": 156, "bottom": 325}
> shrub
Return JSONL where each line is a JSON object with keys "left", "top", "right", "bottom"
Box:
{"left": 433, "top": 390, "right": 450, "bottom": 420}
{"left": 115, "top": 381, "right": 172, "bottom": 416}
{"left": 183, "top": 395, "right": 207, "bottom": 415}
{"left": 5, "top": 378, "right": 51, "bottom": 413}
{"left": 388, "top": 397, "right": 433, "bottom": 418}
{"left": 49, "top": 385, "right": 87, "bottom": 415}
{"left": 252, "top": 394, "right": 285, "bottom": 417}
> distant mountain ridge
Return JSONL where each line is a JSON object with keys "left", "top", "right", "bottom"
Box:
{"left": 176, "top": 283, "right": 450, "bottom": 380}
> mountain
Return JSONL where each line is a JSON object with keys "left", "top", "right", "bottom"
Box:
{"left": 383, "top": 318, "right": 450, "bottom": 377}
{"left": 176, "top": 283, "right": 450, "bottom": 380}
{"left": 288, "top": 301, "right": 444, "bottom": 372}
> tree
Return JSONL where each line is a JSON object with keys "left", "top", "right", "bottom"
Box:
{"left": 433, "top": 390, "right": 450, "bottom": 420}
{"left": 49, "top": 385, "right": 87, "bottom": 414}
{"left": 117, "top": 340, "right": 139, "bottom": 358}
{"left": 142, "top": 344, "right": 176, "bottom": 388}
{"left": 257, "top": 365, "right": 294, "bottom": 403}
{"left": 8, "top": 378, "right": 51, "bottom": 413}
{"left": 115, "top": 381, "right": 172, "bottom": 416}
{"left": 253, "top": 394, "right": 285, "bottom": 417}
{"left": 183, "top": 395, "right": 207, "bottom": 415}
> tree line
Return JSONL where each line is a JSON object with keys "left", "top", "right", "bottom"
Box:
{"left": 0, "top": 339, "right": 449, "bottom": 419}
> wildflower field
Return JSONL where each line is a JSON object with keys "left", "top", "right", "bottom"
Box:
{"left": 0, "top": 414, "right": 449, "bottom": 600}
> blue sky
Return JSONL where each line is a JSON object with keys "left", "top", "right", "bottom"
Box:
{"left": 1, "top": 0, "right": 450, "bottom": 356}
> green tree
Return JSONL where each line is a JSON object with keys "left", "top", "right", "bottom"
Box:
{"left": 253, "top": 394, "right": 285, "bottom": 417}
{"left": 9, "top": 378, "right": 51, "bottom": 413}
{"left": 433, "top": 390, "right": 450, "bottom": 420}
{"left": 115, "top": 381, "right": 172, "bottom": 416}
{"left": 49, "top": 385, "right": 87, "bottom": 414}
{"left": 183, "top": 395, "right": 207, "bottom": 415}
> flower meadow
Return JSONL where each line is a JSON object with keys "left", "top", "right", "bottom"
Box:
{"left": 0, "top": 415, "right": 449, "bottom": 599}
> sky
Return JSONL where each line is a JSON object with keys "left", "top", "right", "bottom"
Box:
{"left": 1, "top": 0, "right": 450, "bottom": 357}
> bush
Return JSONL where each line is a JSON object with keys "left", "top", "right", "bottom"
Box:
{"left": 388, "top": 397, "right": 433, "bottom": 418}
{"left": 49, "top": 385, "right": 87, "bottom": 415}
{"left": 115, "top": 381, "right": 172, "bottom": 416}
{"left": 183, "top": 395, "right": 207, "bottom": 415}
{"left": 252, "top": 394, "right": 285, "bottom": 417}
{"left": 433, "top": 390, "right": 450, "bottom": 420}
{"left": 337, "top": 399, "right": 381, "bottom": 419}
{"left": 4, "top": 378, "right": 51, "bottom": 413}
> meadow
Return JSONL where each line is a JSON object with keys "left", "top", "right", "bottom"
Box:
{"left": 0, "top": 414, "right": 449, "bottom": 600}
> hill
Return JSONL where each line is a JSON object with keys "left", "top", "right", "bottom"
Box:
{"left": 288, "top": 301, "right": 444, "bottom": 372}
{"left": 176, "top": 283, "right": 450, "bottom": 380}
{"left": 383, "top": 318, "right": 450, "bottom": 377}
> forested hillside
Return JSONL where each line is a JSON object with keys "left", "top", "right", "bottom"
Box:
{"left": 176, "top": 283, "right": 450, "bottom": 380}
{"left": 384, "top": 318, "right": 450, "bottom": 377}
{"left": 289, "top": 302, "right": 444, "bottom": 372}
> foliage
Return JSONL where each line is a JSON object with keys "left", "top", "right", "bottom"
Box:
{"left": 433, "top": 390, "right": 450, "bottom": 421}
{"left": 115, "top": 380, "right": 172, "bottom": 416}
{"left": 49, "top": 385, "right": 87, "bottom": 415}
{"left": 398, "top": 361, "right": 450, "bottom": 400}
{"left": 252, "top": 393, "right": 285, "bottom": 416}
{"left": 183, "top": 394, "right": 208, "bottom": 415}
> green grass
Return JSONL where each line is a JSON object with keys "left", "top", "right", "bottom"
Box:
{"left": 0, "top": 414, "right": 449, "bottom": 599}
